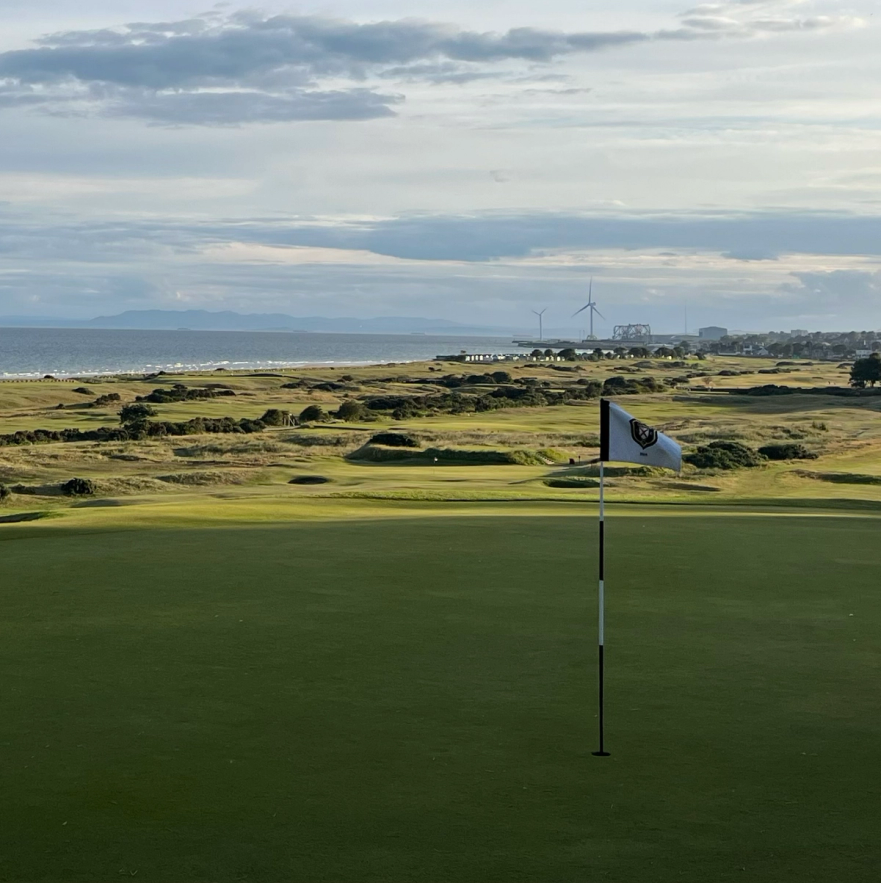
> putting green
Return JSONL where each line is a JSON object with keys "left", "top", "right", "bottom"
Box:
{"left": 1, "top": 513, "right": 878, "bottom": 881}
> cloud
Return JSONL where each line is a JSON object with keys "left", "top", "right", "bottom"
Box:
{"left": 4, "top": 207, "right": 881, "bottom": 328}
{"left": 0, "top": 5, "right": 861, "bottom": 126}
{"left": 781, "top": 269, "right": 881, "bottom": 309}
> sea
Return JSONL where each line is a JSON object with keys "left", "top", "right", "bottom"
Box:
{"left": 0, "top": 327, "right": 521, "bottom": 379}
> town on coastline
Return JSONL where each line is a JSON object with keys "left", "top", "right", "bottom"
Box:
{"left": 440, "top": 326, "right": 881, "bottom": 364}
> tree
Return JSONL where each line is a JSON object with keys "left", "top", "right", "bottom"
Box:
{"left": 530, "top": 349, "right": 543, "bottom": 358}
{"left": 119, "top": 403, "right": 157, "bottom": 425}
{"left": 558, "top": 348, "right": 577, "bottom": 360}
{"left": 299, "top": 404, "right": 326, "bottom": 422}
{"left": 850, "top": 354, "right": 881, "bottom": 388}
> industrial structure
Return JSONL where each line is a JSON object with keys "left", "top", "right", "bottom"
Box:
{"left": 612, "top": 324, "right": 652, "bottom": 343}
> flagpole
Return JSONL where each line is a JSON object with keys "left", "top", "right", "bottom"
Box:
{"left": 593, "top": 458, "right": 610, "bottom": 756}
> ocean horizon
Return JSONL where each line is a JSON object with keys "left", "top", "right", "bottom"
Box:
{"left": 0, "top": 326, "right": 520, "bottom": 379}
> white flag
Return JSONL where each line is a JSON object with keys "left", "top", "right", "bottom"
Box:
{"left": 600, "top": 399, "right": 681, "bottom": 472}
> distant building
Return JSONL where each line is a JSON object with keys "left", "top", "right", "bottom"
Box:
{"left": 698, "top": 326, "right": 728, "bottom": 340}
{"left": 790, "top": 329, "right": 809, "bottom": 337}
{"left": 438, "top": 352, "right": 527, "bottom": 363}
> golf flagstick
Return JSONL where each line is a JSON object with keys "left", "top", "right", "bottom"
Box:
{"left": 592, "top": 459, "right": 609, "bottom": 756}
{"left": 593, "top": 399, "right": 682, "bottom": 758}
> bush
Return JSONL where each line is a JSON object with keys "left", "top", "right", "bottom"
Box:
{"left": 73, "top": 387, "right": 93, "bottom": 395}
{"left": 138, "top": 384, "right": 236, "bottom": 404}
{"left": 260, "top": 409, "right": 293, "bottom": 427}
{"left": 299, "top": 405, "right": 326, "bottom": 422}
{"left": 369, "top": 432, "right": 420, "bottom": 447}
{"left": 61, "top": 477, "right": 96, "bottom": 496}
{"left": 336, "top": 400, "right": 367, "bottom": 422}
{"left": 758, "top": 443, "right": 817, "bottom": 461}
{"left": 94, "top": 393, "right": 121, "bottom": 406}
{"left": 120, "top": 403, "right": 158, "bottom": 425}
{"left": 685, "top": 441, "right": 765, "bottom": 470}
{"left": 0, "top": 483, "right": 10, "bottom": 502}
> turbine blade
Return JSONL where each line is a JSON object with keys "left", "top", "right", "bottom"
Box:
{"left": 592, "top": 307, "right": 606, "bottom": 321}
{"left": 571, "top": 303, "right": 591, "bottom": 318}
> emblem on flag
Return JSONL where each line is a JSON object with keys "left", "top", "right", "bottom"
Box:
{"left": 629, "top": 418, "right": 658, "bottom": 450}
{"left": 600, "top": 399, "right": 682, "bottom": 472}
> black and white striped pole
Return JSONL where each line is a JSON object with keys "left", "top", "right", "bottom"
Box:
{"left": 594, "top": 399, "right": 610, "bottom": 756}
{"left": 593, "top": 456, "right": 610, "bottom": 757}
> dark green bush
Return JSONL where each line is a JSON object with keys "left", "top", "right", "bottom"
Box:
{"left": 120, "top": 403, "right": 158, "bottom": 425}
{"left": 62, "top": 478, "right": 96, "bottom": 496}
{"left": 260, "top": 409, "right": 293, "bottom": 427}
{"left": 73, "top": 387, "right": 93, "bottom": 395}
{"left": 94, "top": 393, "right": 121, "bottom": 406}
{"left": 336, "top": 400, "right": 368, "bottom": 422}
{"left": 138, "top": 384, "right": 236, "bottom": 404}
{"left": 369, "top": 432, "right": 419, "bottom": 448}
{"left": 758, "top": 443, "right": 817, "bottom": 461}
{"left": 0, "top": 483, "right": 10, "bottom": 502}
{"left": 299, "top": 405, "right": 326, "bottom": 422}
{"left": 685, "top": 441, "right": 765, "bottom": 470}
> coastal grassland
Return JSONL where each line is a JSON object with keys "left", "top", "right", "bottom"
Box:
{"left": 1, "top": 511, "right": 879, "bottom": 882}
{"left": 3, "top": 355, "right": 881, "bottom": 513}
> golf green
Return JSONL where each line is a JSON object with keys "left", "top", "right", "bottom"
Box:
{"left": 1, "top": 513, "right": 878, "bottom": 881}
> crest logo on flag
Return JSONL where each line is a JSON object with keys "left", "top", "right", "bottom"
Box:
{"left": 629, "top": 418, "right": 658, "bottom": 450}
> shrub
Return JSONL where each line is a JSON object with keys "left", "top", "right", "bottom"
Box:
{"left": 62, "top": 477, "right": 96, "bottom": 496}
{"left": 120, "top": 403, "right": 158, "bottom": 425}
{"left": 491, "top": 370, "right": 513, "bottom": 383}
{"left": 369, "top": 432, "right": 420, "bottom": 447}
{"left": 758, "top": 443, "right": 817, "bottom": 461}
{"left": 336, "top": 400, "right": 367, "bottom": 422}
{"left": 685, "top": 441, "right": 765, "bottom": 470}
{"left": 0, "top": 483, "right": 10, "bottom": 502}
{"left": 94, "top": 393, "right": 121, "bottom": 406}
{"left": 260, "top": 409, "right": 293, "bottom": 427}
{"left": 73, "top": 387, "right": 93, "bottom": 395}
{"left": 299, "top": 405, "right": 326, "bottom": 422}
{"left": 138, "top": 384, "right": 236, "bottom": 404}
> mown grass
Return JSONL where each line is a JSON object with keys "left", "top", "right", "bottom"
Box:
{"left": 1, "top": 513, "right": 879, "bottom": 882}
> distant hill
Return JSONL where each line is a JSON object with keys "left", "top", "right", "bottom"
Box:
{"left": 0, "top": 310, "right": 505, "bottom": 335}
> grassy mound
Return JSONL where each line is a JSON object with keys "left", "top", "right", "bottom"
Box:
{"left": 543, "top": 477, "right": 601, "bottom": 489}
{"left": 347, "top": 444, "right": 565, "bottom": 465}
{"left": 795, "top": 470, "right": 881, "bottom": 486}
{"left": 157, "top": 470, "right": 256, "bottom": 486}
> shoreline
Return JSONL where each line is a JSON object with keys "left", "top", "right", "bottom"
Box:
{"left": 0, "top": 357, "right": 442, "bottom": 381}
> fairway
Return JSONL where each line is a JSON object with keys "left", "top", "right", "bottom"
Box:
{"left": 1, "top": 513, "right": 878, "bottom": 881}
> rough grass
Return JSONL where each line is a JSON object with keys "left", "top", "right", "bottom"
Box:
{"left": 795, "top": 470, "right": 881, "bottom": 486}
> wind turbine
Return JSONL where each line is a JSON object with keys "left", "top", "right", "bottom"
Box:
{"left": 532, "top": 308, "right": 547, "bottom": 341}
{"left": 572, "top": 278, "right": 605, "bottom": 339}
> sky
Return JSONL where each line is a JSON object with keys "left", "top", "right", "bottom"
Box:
{"left": 0, "top": 0, "right": 878, "bottom": 335}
